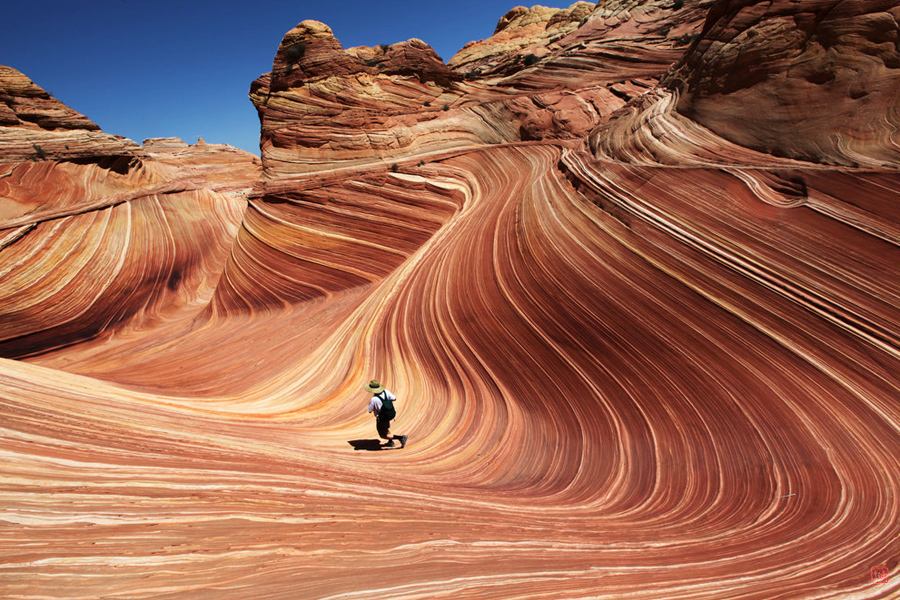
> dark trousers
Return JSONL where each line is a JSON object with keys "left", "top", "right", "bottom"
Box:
{"left": 376, "top": 415, "right": 393, "bottom": 439}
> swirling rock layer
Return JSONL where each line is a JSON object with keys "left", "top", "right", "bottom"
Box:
{"left": 0, "top": 74, "right": 260, "bottom": 359}
{"left": 1, "top": 1, "right": 899, "bottom": 598}
{"left": 665, "top": 0, "right": 900, "bottom": 167}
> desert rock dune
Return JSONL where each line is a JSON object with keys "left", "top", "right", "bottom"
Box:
{"left": 1, "top": 0, "right": 898, "bottom": 598}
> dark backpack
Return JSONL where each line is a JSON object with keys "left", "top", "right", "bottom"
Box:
{"left": 378, "top": 391, "right": 396, "bottom": 419}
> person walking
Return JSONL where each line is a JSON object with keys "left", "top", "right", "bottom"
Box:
{"left": 366, "top": 380, "right": 407, "bottom": 448}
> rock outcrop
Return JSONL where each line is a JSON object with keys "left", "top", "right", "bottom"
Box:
{"left": 242, "top": 2, "right": 718, "bottom": 313}
{"left": 251, "top": 2, "right": 712, "bottom": 181}
{"left": 449, "top": 2, "right": 595, "bottom": 75}
{"left": 0, "top": 65, "right": 141, "bottom": 162}
{"left": 0, "top": 65, "right": 100, "bottom": 130}
{"left": 0, "top": 73, "right": 260, "bottom": 358}
{"left": 1, "top": 2, "right": 898, "bottom": 599}
{"left": 666, "top": 0, "right": 900, "bottom": 167}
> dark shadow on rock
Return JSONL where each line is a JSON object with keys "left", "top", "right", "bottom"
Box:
{"left": 348, "top": 439, "right": 386, "bottom": 451}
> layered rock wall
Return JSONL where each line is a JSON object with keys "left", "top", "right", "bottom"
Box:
{"left": 666, "top": 0, "right": 900, "bottom": 166}
{"left": 0, "top": 70, "right": 260, "bottom": 358}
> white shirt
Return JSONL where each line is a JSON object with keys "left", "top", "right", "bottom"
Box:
{"left": 367, "top": 389, "right": 396, "bottom": 414}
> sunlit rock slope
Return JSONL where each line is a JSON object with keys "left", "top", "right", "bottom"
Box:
{"left": 0, "top": 68, "right": 260, "bottom": 357}
{"left": 1, "top": 1, "right": 898, "bottom": 598}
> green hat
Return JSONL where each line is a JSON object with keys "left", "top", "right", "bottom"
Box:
{"left": 366, "top": 380, "right": 385, "bottom": 394}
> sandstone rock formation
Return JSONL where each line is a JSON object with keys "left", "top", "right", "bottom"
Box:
{"left": 0, "top": 65, "right": 99, "bottom": 130}
{"left": 666, "top": 0, "right": 900, "bottom": 167}
{"left": 449, "top": 2, "right": 595, "bottom": 74}
{"left": 0, "top": 65, "right": 141, "bottom": 163}
{"left": 0, "top": 73, "right": 260, "bottom": 358}
{"left": 251, "top": 1, "right": 712, "bottom": 181}
{"left": 1, "top": 1, "right": 898, "bottom": 598}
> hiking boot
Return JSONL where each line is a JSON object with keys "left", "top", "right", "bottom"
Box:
{"left": 383, "top": 439, "right": 395, "bottom": 448}
{"left": 399, "top": 435, "right": 408, "bottom": 448}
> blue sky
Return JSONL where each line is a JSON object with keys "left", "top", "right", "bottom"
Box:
{"left": 2, "top": 1, "right": 577, "bottom": 153}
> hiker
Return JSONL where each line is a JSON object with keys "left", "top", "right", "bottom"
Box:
{"left": 366, "top": 380, "right": 407, "bottom": 448}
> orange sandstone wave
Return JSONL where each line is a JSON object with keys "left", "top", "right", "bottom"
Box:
{"left": 1, "top": 1, "right": 898, "bottom": 598}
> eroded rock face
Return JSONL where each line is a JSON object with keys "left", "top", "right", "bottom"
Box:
{"left": 251, "top": 2, "right": 710, "bottom": 183}
{"left": 0, "top": 65, "right": 99, "bottom": 130}
{"left": 449, "top": 1, "right": 595, "bottom": 75}
{"left": 251, "top": 20, "right": 463, "bottom": 180}
{"left": 1, "top": 2, "right": 898, "bottom": 599}
{"left": 239, "top": 2, "right": 715, "bottom": 318}
{"left": 269, "top": 20, "right": 368, "bottom": 91}
{"left": 0, "top": 72, "right": 260, "bottom": 358}
{"left": 666, "top": 0, "right": 900, "bottom": 166}
{"left": 0, "top": 65, "right": 141, "bottom": 163}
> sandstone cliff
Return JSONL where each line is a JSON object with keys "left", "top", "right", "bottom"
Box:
{"left": 0, "top": 71, "right": 260, "bottom": 357}
{"left": 668, "top": 0, "right": 900, "bottom": 166}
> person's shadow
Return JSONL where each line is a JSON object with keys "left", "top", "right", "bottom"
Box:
{"left": 348, "top": 439, "right": 391, "bottom": 451}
